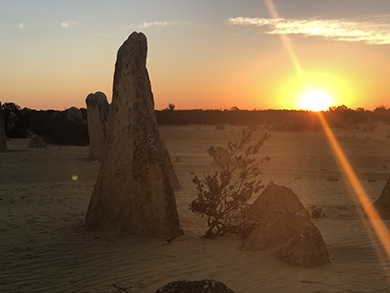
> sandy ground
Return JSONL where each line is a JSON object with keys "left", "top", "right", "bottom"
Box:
{"left": 2, "top": 123, "right": 390, "bottom": 292}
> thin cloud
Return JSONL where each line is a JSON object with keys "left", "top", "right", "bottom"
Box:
{"left": 138, "top": 21, "right": 177, "bottom": 29}
{"left": 228, "top": 16, "right": 390, "bottom": 45}
{"left": 60, "top": 21, "right": 78, "bottom": 29}
{"left": 17, "top": 23, "right": 24, "bottom": 29}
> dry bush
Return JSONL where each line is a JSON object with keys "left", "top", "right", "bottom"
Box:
{"left": 190, "top": 128, "right": 270, "bottom": 239}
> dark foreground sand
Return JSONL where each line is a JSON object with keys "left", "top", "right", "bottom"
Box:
{"left": 1, "top": 124, "right": 390, "bottom": 292}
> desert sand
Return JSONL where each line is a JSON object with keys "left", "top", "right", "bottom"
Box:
{"left": 2, "top": 123, "right": 390, "bottom": 292}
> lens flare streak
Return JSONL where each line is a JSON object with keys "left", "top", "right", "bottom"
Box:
{"left": 264, "top": 0, "right": 307, "bottom": 88}
{"left": 318, "top": 113, "right": 390, "bottom": 258}
{"left": 265, "top": 0, "right": 390, "bottom": 269}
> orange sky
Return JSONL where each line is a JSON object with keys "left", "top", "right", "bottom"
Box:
{"left": 1, "top": 1, "right": 390, "bottom": 111}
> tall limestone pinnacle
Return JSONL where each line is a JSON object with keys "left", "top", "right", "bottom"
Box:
{"left": 85, "top": 91, "right": 109, "bottom": 161}
{"left": 84, "top": 32, "right": 183, "bottom": 238}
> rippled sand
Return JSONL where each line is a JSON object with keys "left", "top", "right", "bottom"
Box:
{"left": 1, "top": 123, "right": 390, "bottom": 292}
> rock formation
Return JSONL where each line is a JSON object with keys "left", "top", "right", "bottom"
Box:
{"left": 84, "top": 32, "right": 182, "bottom": 238}
{"left": 161, "top": 139, "right": 182, "bottom": 190}
{"left": 372, "top": 176, "right": 390, "bottom": 219}
{"left": 0, "top": 102, "right": 7, "bottom": 152}
{"left": 241, "top": 210, "right": 330, "bottom": 267}
{"left": 85, "top": 91, "right": 109, "bottom": 161}
{"left": 28, "top": 134, "right": 47, "bottom": 148}
{"left": 67, "top": 106, "right": 84, "bottom": 125}
{"left": 155, "top": 280, "right": 236, "bottom": 293}
{"left": 246, "top": 181, "right": 310, "bottom": 219}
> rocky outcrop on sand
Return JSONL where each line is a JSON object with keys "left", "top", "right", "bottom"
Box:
{"left": 28, "top": 134, "right": 46, "bottom": 148}
{"left": 155, "top": 280, "right": 236, "bottom": 293}
{"left": 372, "top": 176, "right": 390, "bottom": 219}
{"left": 246, "top": 181, "right": 310, "bottom": 219}
{"left": 241, "top": 182, "right": 329, "bottom": 267}
{"left": 85, "top": 91, "right": 109, "bottom": 161}
{"left": 0, "top": 102, "right": 7, "bottom": 152}
{"left": 241, "top": 210, "right": 330, "bottom": 267}
{"left": 67, "top": 107, "right": 84, "bottom": 125}
{"left": 84, "top": 32, "right": 182, "bottom": 238}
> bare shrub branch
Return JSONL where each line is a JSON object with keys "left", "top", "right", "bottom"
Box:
{"left": 190, "top": 128, "right": 270, "bottom": 239}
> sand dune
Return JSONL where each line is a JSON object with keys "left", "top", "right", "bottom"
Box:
{"left": 2, "top": 124, "right": 390, "bottom": 292}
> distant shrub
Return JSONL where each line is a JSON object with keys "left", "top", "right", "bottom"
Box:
{"left": 167, "top": 103, "right": 175, "bottom": 111}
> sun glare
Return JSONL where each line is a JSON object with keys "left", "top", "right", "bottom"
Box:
{"left": 300, "top": 91, "right": 331, "bottom": 111}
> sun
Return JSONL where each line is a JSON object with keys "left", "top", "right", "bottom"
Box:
{"left": 300, "top": 91, "right": 331, "bottom": 111}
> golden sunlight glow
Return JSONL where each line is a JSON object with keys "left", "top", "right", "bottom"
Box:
{"left": 266, "top": 0, "right": 390, "bottom": 274}
{"left": 300, "top": 91, "right": 331, "bottom": 111}
{"left": 279, "top": 71, "right": 352, "bottom": 110}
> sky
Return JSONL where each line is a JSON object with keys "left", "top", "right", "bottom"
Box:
{"left": 1, "top": 0, "right": 390, "bottom": 111}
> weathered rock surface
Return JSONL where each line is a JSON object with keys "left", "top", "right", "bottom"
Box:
{"left": 28, "top": 134, "right": 47, "bottom": 148}
{"left": 246, "top": 181, "right": 310, "bottom": 219}
{"left": 85, "top": 91, "right": 109, "bottom": 161}
{"left": 84, "top": 32, "right": 182, "bottom": 238}
{"left": 241, "top": 210, "right": 330, "bottom": 267}
{"left": 0, "top": 102, "right": 7, "bottom": 152}
{"left": 372, "top": 176, "right": 390, "bottom": 219}
{"left": 155, "top": 280, "right": 236, "bottom": 293}
{"left": 161, "top": 139, "right": 182, "bottom": 190}
{"left": 67, "top": 107, "right": 84, "bottom": 125}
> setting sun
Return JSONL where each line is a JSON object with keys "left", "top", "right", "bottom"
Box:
{"left": 300, "top": 91, "right": 331, "bottom": 111}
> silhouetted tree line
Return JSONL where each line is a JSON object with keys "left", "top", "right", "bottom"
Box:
{"left": 1, "top": 102, "right": 88, "bottom": 145}
{"left": 2, "top": 102, "right": 390, "bottom": 145}
{"left": 155, "top": 105, "right": 388, "bottom": 131}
